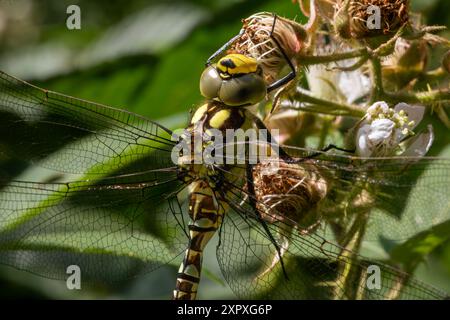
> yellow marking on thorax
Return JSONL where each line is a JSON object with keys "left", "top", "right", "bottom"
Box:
{"left": 209, "top": 109, "right": 231, "bottom": 128}
{"left": 217, "top": 54, "right": 258, "bottom": 75}
{"left": 191, "top": 104, "right": 209, "bottom": 124}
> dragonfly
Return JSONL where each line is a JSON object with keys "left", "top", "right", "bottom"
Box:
{"left": 0, "top": 19, "right": 450, "bottom": 300}
{"left": 0, "top": 68, "right": 450, "bottom": 299}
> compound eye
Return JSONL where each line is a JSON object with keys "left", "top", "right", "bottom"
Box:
{"left": 199, "top": 65, "right": 222, "bottom": 99}
{"left": 218, "top": 73, "right": 266, "bottom": 106}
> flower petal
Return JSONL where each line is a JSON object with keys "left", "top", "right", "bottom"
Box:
{"left": 338, "top": 70, "right": 371, "bottom": 104}
{"left": 356, "top": 124, "right": 372, "bottom": 157}
{"left": 402, "top": 125, "right": 434, "bottom": 157}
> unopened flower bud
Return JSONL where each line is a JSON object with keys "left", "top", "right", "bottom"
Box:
{"left": 333, "top": 0, "right": 352, "bottom": 39}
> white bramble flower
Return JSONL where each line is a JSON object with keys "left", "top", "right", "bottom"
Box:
{"left": 356, "top": 101, "right": 433, "bottom": 157}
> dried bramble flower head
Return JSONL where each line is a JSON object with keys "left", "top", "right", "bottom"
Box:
{"left": 231, "top": 12, "right": 307, "bottom": 83}
{"left": 252, "top": 161, "right": 326, "bottom": 229}
{"left": 334, "top": 0, "right": 410, "bottom": 39}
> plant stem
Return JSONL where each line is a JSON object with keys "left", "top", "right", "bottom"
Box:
{"left": 333, "top": 210, "right": 369, "bottom": 300}
{"left": 369, "top": 57, "right": 384, "bottom": 103}
{"left": 384, "top": 88, "right": 450, "bottom": 105}
{"left": 282, "top": 89, "right": 366, "bottom": 117}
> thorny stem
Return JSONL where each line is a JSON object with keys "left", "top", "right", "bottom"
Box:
{"left": 278, "top": 19, "right": 450, "bottom": 127}
{"left": 369, "top": 56, "right": 385, "bottom": 103}
{"left": 373, "top": 24, "right": 406, "bottom": 56}
{"left": 297, "top": 48, "right": 368, "bottom": 66}
{"left": 385, "top": 88, "right": 450, "bottom": 105}
{"left": 282, "top": 89, "right": 366, "bottom": 118}
{"left": 286, "top": 52, "right": 449, "bottom": 117}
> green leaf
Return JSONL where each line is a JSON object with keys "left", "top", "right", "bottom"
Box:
{"left": 390, "top": 220, "right": 450, "bottom": 272}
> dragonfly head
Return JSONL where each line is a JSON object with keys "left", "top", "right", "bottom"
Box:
{"left": 200, "top": 53, "right": 266, "bottom": 107}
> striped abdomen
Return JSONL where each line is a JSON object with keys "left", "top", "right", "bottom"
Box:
{"left": 173, "top": 181, "right": 223, "bottom": 300}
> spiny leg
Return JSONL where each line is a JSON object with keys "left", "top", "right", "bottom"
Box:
{"left": 244, "top": 160, "right": 289, "bottom": 280}
{"left": 266, "top": 13, "right": 299, "bottom": 116}
{"left": 266, "top": 14, "right": 297, "bottom": 94}
{"left": 206, "top": 29, "right": 245, "bottom": 66}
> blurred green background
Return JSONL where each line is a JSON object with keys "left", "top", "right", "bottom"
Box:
{"left": 0, "top": 0, "right": 449, "bottom": 299}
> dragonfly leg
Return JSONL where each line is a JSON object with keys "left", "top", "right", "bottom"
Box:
{"left": 206, "top": 29, "right": 245, "bottom": 66}
{"left": 266, "top": 13, "right": 297, "bottom": 94}
{"left": 245, "top": 161, "right": 289, "bottom": 280}
{"left": 321, "top": 144, "right": 356, "bottom": 154}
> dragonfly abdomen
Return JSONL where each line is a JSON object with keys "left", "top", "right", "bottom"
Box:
{"left": 173, "top": 181, "right": 224, "bottom": 300}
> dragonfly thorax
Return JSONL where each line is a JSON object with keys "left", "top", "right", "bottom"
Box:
{"left": 177, "top": 101, "right": 252, "bottom": 187}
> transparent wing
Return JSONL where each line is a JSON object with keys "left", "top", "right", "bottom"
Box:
{"left": 215, "top": 140, "right": 450, "bottom": 244}
{"left": 2, "top": 69, "right": 448, "bottom": 297}
{"left": 0, "top": 70, "right": 176, "bottom": 178}
{"left": 277, "top": 146, "right": 450, "bottom": 243}
{"left": 0, "top": 173, "right": 189, "bottom": 282}
{"left": 216, "top": 172, "right": 448, "bottom": 299}
{"left": 0, "top": 70, "right": 190, "bottom": 283}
